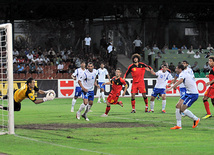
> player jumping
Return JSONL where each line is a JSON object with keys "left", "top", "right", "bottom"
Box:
{"left": 202, "top": 56, "right": 214, "bottom": 119}
{"left": 101, "top": 68, "right": 128, "bottom": 117}
{"left": 0, "top": 78, "right": 52, "bottom": 111}
{"left": 166, "top": 64, "right": 200, "bottom": 129}
{"left": 70, "top": 61, "right": 86, "bottom": 112}
{"left": 147, "top": 64, "right": 173, "bottom": 113}
{"left": 124, "top": 54, "right": 152, "bottom": 113}
{"left": 76, "top": 62, "right": 99, "bottom": 121}
{"left": 97, "top": 62, "right": 110, "bottom": 103}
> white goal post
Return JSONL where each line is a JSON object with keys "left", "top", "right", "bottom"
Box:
{"left": 0, "top": 23, "right": 14, "bottom": 135}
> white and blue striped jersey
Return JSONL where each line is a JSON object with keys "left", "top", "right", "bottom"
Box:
{"left": 97, "top": 68, "right": 109, "bottom": 82}
{"left": 178, "top": 70, "right": 198, "bottom": 94}
{"left": 155, "top": 70, "right": 173, "bottom": 89}
{"left": 72, "top": 68, "right": 85, "bottom": 87}
{"left": 178, "top": 67, "right": 194, "bottom": 88}
{"left": 79, "top": 69, "right": 97, "bottom": 91}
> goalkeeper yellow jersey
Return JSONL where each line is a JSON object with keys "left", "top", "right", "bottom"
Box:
{"left": 14, "top": 84, "right": 39, "bottom": 103}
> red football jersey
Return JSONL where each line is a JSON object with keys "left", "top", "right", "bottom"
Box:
{"left": 124, "top": 62, "right": 152, "bottom": 83}
{"left": 111, "top": 76, "right": 127, "bottom": 95}
{"left": 209, "top": 67, "right": 214, "bottom": 86}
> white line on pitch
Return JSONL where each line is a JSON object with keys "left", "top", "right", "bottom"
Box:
{"left": 14, "top": 134, "right": 115, "bottom": 155}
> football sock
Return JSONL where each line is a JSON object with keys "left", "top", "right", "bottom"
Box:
{"left": 183, "top": 109, "right": 198, "bottom": 121}
{"left": 131, "top": 99, "right": 135, "bottom": 110}
{"left": 83, "top": 104, "right": 92, "bottom": 116}
{"left": 78, "top": 103, "right": 86, "bottom": 113}
{"left": 105, "top": 106, "right": 111, "bottom": 115}
{"left": 71, "top": 98, "right": 76, "bottom": 109}
{"left": 150, "top": 101, "right": 155, "bottom": 111}
{"left": 101, "top": 92, "right": 105, "bottom": 101}
{"left": 203, "top": 100, "right": 211, "bottom": 115}
{"left": 162, "top": 100, "right": 166, "bottom": 110}
{"left": 176, "top": 108, "right": 182, "bottom": 127}
{"left": 144, "top": 97, "right": 148, "bottom": 107}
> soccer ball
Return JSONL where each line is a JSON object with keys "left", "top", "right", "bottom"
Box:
{"left": 46, "top": 90, "right": 56, "bottom": 100}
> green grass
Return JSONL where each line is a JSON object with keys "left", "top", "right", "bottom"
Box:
{"left": 1, "top": 97, "right": 214, "bottom": 155}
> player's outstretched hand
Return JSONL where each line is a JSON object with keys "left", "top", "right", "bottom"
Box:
{"left": 205, "top": 82, "right": 210, "bottom": 86}
{"left": 165, "top": 88, "right": 171, "bottom": 92}
{"left": 145, "top": 67, "right": 151, "bottom": 71}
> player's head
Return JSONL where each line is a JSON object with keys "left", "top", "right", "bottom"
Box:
{"left": 100, "top": 62, "right": 105, "bottom": 69}
{"left": 182, "top": 60, "right": 189, "bottom": 69}
{"left": 115, "top": 68, "right": 122, "bottom": 77}
{"left": 27, "top": 78, "right": 35, "bottom": 88}
{"left": 132, "top": 54, "right": 141, "bottom": 63}
{"left": 161, "top": 64, "right": 168, "bottom": 72}
{"left": 209, "top": 56, "right": 214, "bottom": 67}
{"left": 87, "top": 62, "right": 94, "bottom": 71}
{"left": 176, "top": 64, "right": 185, "bottom": 74}
{"left": 80, "top": 61, "right": 86, "bottom": 68}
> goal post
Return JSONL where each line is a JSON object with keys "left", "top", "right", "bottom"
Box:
{"left": 0, "top": 23, "right": 14, "bottom": 135}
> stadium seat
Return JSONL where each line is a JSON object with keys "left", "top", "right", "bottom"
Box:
{"left": 194, "top": 72, "right": 200, "bottom": 78}
{"left": 200, "top": 72, "right": 205, "bottom": 78}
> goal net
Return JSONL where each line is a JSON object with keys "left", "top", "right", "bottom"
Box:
{"left": 0, "top": 23, "right": 14, "bottom": 135}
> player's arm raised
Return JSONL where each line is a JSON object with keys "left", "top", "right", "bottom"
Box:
{"left": 145, "top": 67, "right": 156, "bottom": 75}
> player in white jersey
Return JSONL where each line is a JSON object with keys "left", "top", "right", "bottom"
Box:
{"left": 97, "top": 63, "right": 110, "bottom": 103}
{"left": 70, "top": 61, "right": 86, "bottom": 112}
{"left": 146, "top": 64, "right": 173, "bottom": 113}
{"left": 76, "top": 62, "right": 99, "bottom": 121}
{"left": 166, "top": 64, "right": 200, "bottom": 129}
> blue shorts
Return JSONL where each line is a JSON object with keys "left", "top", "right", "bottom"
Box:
{"left": 98, "top": 82, "right": 105, "bottom": 90}
{"left": 179, "top": 87, "right": 186, "bottom": 97}
{"left": 74, "top": 87, "right": 82, "bottom": 97}
{"left": 181, "top": 93, "right": 199, "bottom": 107}
{"left": 82, "top": 91, "right": 94, "bottom": 101}
{"left": 151, "top": 88, "right": 166, "bottom": 97}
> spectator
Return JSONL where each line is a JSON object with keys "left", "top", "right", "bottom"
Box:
{"left": 13, "top": 57, "right": 17, "bottom": 63}
{"left": 153, "top": 44, "right": 159, "bottom": 50}
{"left": 181, "top": 45, "right": 187, "bottom": 50}
{"left": 29, "top": 63, "right": 37, "bottom": 74}
{"left": 25, "top": 48, "right": 30, "bottom": 55}
{"left": 203, "top": 62, "right": 211, "bottom": 74}
{"left": 207, "top": 43, "right": 213, "bottom": 50}
{"left": 57, "top": 61, "right": 66, "bottom": 73}
{"left": 169, "top": 62, "right": 176, "bottom": 73}
{"left": 143, "top": 45, "right": 150, "bottom": 51}
{"left": 36, "top": 55, "right": 43, "bottom": 66}
{"left": 67, "top": 47, "right": 73, "bottom": 55}
{"left": 48, "top": 47, "right": 56, "bottom": 61}
{"left": 205, "top": 52, "right": 211, "bottom": 58}
{"left": 60, "top": 48, "right": 66, "bottom": 56}
{"left": 84, "top": 33, "right": 91, "bottom": 54}
{"left": 75, "top": 57, "right": 81, "bottom": 68}
{"left": 100, "top": 36, "right": 108, "bottom": 50}
{"left": 148, "top": 49, "right": 155, "bottom": 55}
{"left": 133, "top": 36, "right": 142, "bottom": 54}
{"left": 19, "top": 49, "right": 25, "bottom": 57}
{"left": 154, "top": 52, "right": 162, "bottom": 69}
{"left": 31, "top": 56, "right": 37, "bottom": 64}
{"left": 26, "top": 52, "right": 34, "bottom": 61}
{"left": 13, "top": 49, "right": 19, "bottom": 57}
{"left": 37, "top": 64, "right": 43, "bottom": 74}
{"left": 177, "top": 49, "right": 184, "bottom": 54}
{"left": 191, "top": 61, "right": 200, "bottom": 74}
{"left": 17, "top": 63, "right": 26, "bottom": 74}
{"left": 17, "top": 56, "right": 25, "bottom": 64}
{"left": 13, "top": 62, "right": 18, "bottom": 73}
{"left": 187, "top": 48, "right": 195, "bottom": 54}
{"left": 172, "top": 45, "right": 178, "bottom": 50}
{"left": 107, "top": 41, "right": 114, "bottom": 61}
{"left": 198, "top": 45, "right": 204, "bottom": 53}
{"left": 194, "top": 51, "right": 200, "bottom": 58}
{"left": 209, "top": 49, "right": 213, "bottom": 54}
{"left": 148, "top": 49, "right": 155, "bottom": 65}
{"left": 62, "top": 53, "right": 68, "bottom": 62}
{"left": 43, "top": 56, "right": 50, "bottom": 65}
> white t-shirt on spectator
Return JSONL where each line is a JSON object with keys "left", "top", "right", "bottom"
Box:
{"left": 194, "top": 54, "right": 200, "bottom": 58}
{"left": 57, "top": 64, "right": 64, "bottom": 70}
{"left": 36, "top": 58, "right": 43, "bottom": 64}
{"left": 107, "top": 45, "right": 113, "bottom": 53}
{"left": 133, "top": 40, "right": 142, "bottom": 47}
{"left": 84, "top": 37, "right": 91, "bottom": 46}
{"left": 27, "top": 54, "right": 33, "bottom": 60}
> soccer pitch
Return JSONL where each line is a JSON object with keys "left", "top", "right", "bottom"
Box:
{"left": 0, "top": 97, "right": 214, "bottom": 155}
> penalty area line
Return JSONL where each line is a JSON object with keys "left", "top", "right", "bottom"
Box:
{"left": 14, "top": 134, "right": 115, "bottom": 155}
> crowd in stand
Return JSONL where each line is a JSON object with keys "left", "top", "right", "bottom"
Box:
{"left": 12, "top": 34, "right": 118, "bottom": 79}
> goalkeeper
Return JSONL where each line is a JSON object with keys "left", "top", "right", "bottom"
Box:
{"left": 0, "top": 78, "right": 54, "bottom": 111}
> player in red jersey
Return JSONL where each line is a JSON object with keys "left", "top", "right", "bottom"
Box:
{"left": 202, "top": 56, "right": 214, "bottom": 119}
{"left": 124, "top": 54, "right": 152, "bottom": 113}
{"left": 101, "top": 68, "right": 128, "bottom": 117}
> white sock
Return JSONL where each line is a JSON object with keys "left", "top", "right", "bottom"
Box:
{"left": 83, "top": 104, "right": 92, "bottom": 116}
{"left": 176, "top": 108, "right": 182, "bottom": 127}
{"left": 183, "top": 109, "right": 198, "bottom": 121}
{"left": 98, "top": 90, "right": 101, "bottom": 101}
{"left": 162, "top": 100, "right": 166, "bottom": 110}
{"left": 78, "top": 103, "right": 86, "bottom": 113}
{"left": 71, "top": 98, "right": 76, "bottom": 109}
{"left": 101, "top": 92, "right": 105, "bottom": 101}
{"left": 150, "top": 101, "right": 155, "bottom": 111}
